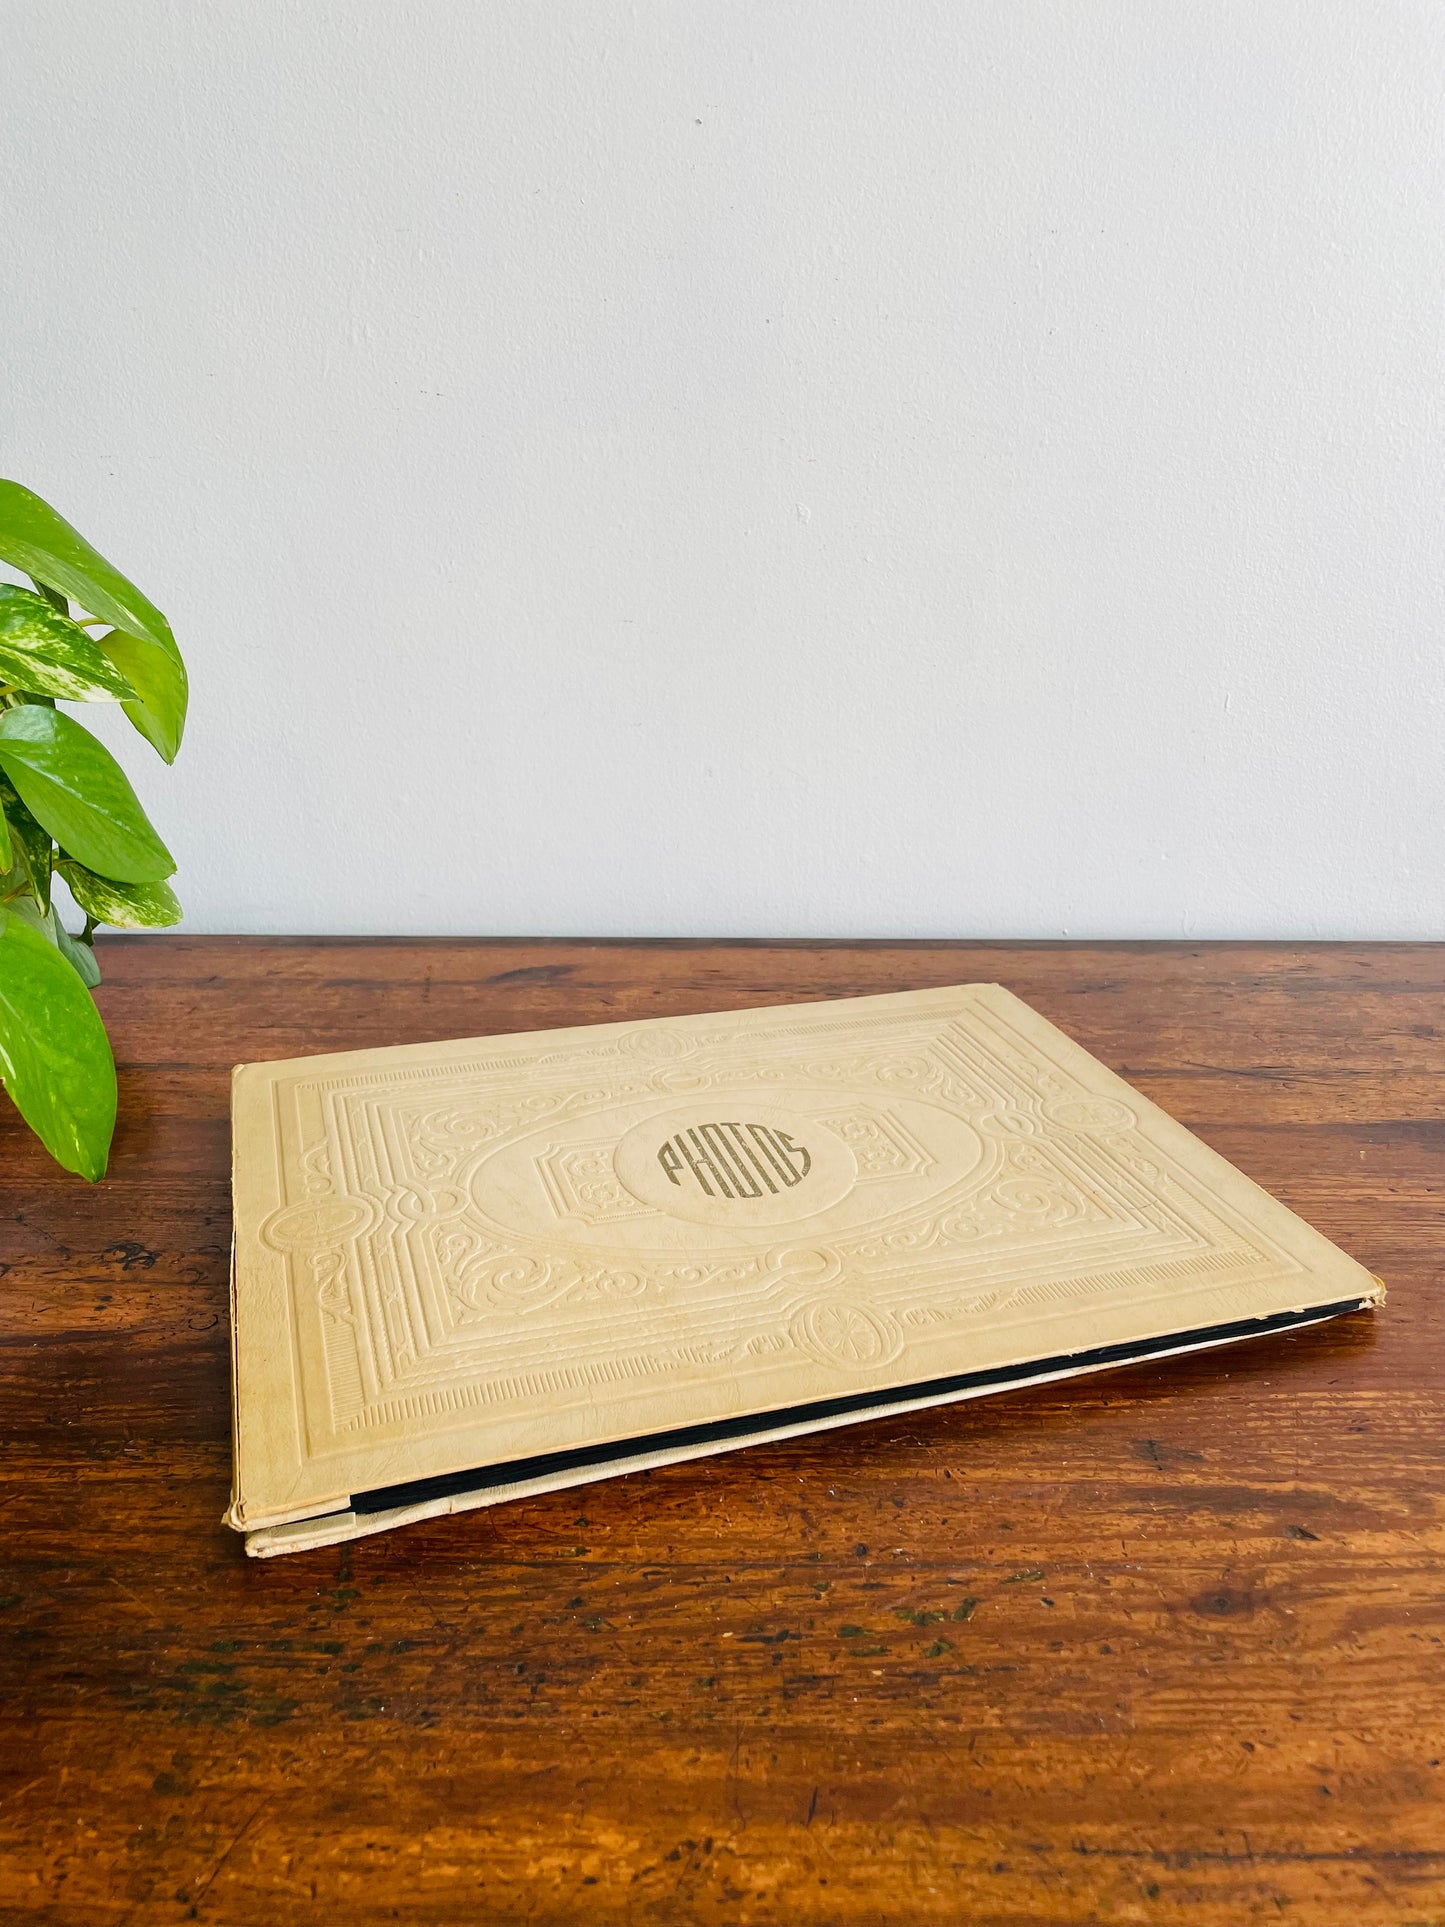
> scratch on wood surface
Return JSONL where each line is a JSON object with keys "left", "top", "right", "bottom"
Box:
{"left": 184, "top": 1796, "right": 273, "bottom": 1914}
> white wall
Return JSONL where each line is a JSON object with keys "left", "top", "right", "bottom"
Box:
{"left": 4, "top": 2, "right": 1443, "bottom": 938}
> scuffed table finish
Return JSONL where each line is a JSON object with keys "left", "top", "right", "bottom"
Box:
{"left": 1, "top": 941, "right": 1441, "bottom": 1927}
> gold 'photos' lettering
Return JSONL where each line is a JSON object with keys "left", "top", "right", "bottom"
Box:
{"left": 656, "top": 1122, "right": 812, "bottom": 1200}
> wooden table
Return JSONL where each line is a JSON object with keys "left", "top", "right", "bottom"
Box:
{"left": 2, "top": 940, "right": 1441, "bottom": 1925}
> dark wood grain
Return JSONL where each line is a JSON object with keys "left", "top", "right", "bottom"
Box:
{"left": 1, "top": 939, "right": 1442, "bottom": 1926}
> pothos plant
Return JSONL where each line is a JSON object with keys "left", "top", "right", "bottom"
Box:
{"left": 0, "top": 481, "right": 186, "bottom": 1181}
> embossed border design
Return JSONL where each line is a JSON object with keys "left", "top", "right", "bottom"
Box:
{"left": 254, "top": 990, "right": 1305, "bottom": 1458}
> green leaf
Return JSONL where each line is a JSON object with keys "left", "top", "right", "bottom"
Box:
{"left": 0, "top": 483, "right": 186, "bottom": 758}
{"left": 0, "top": 772, "right": 52, "bottom": 909}
{"left": 94, "top": 628, "right": 188, "bottom": 763}
{"left": 59, "top": 859, "right": 181, "bottom": 930}
{"left": 54, "top": 918, "right": 102, "bottom": 988}
{"left": 0, "top": 903, "right": 116, "bottom": 1179}
{"left": 0, "top": 481, "right": 176, "bottom": 659}
{"left": 0, "top": 896, "right": 98, "bottom": 985}
{"left": 4, "top": 894, "right": 53, "bottom": 939}
{"left": 0, "top": 585, "right": 137, "bottom": 702}
{"left": 0, "top": 797, "right": 10, "bottom": 872}
{"left": 0, "top": 705, "right": 174, "bottom": 883}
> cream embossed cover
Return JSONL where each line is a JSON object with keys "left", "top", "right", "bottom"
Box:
{"left": 227, "top": 983, "right": 1382, "bottom": 1556}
